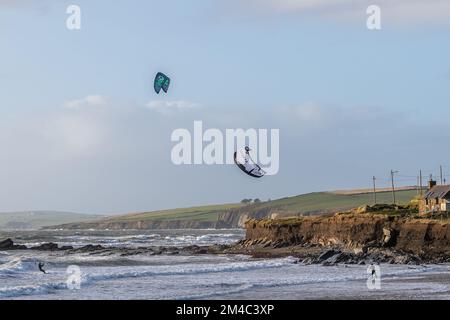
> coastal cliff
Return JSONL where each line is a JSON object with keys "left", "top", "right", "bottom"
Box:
{"left": 229, "top": 212, "right": 450, "bottom": 264}
{"left": 243, "top": 214, "right": 450, "bottom": 255}
{"left": 49, "top": 219, "right": 217, "bottom": 230}
{"left": 216, "top": 206, "right": 279, "bottom": 228}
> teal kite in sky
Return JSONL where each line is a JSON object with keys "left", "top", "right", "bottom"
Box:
{"left": 154, "top": 72, "right": 171, "bottom": 94}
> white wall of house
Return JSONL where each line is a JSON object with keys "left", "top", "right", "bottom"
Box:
{"left": 440, "top": 200, "right": 450, "bottom": 211}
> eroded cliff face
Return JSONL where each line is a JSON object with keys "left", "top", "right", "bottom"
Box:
{"left": 216, "top": 206, "right": 301, "bottom": 228}
{"left": 244, "top": 214, "right": 450, "bottom": 256}
{"left": 48, "top": 220, "right": 217, "bottom": 230}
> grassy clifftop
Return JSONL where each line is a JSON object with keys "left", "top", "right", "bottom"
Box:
{"left": 105, "top": 203, "right": 244, "bottom": 223}
{"left": 236, "top": 190, "right": 417, "bottom": 214}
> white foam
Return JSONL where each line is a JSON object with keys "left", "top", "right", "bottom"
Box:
{"left": 85, "top": 257, "right": 297, "bottom": 283}
{"left": 0, "top": 257, "right": 296, "bottom": 298}
{"left": 1, "top": 259, "right": 448, "bottom": 299}
{"left": 174, "top": 264, "right": 443, "bottom": 300}
{"left": 0, "top": 282, "right": 67, "bottom": 298}
{"left": 0, "top": 257, "right": 39, "bottom": 275}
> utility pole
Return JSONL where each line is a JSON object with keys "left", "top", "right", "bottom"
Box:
{"left": 391, "top": 170, "right": 398, "bottom": 205}
{"left": 372, "top": 176, "right": 377, "bottom": 205}
{"left": 419, "top": 169, "right": 423, "bottom": 196}
{"left": 440, "top": 165, "right": 443, "bottom": 185}
{"left": 416, "top": 176, "right": 419, "bottom": 195}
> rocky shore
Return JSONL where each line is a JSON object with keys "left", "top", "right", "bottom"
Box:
{"left": 224, "top": 240, "right": 436, "bottom": 265}
{"left": 2, "top": 235, "right": 448, "bottom": 266}
{"left": 0, "top": 238, "right": 227, "bottom": 256}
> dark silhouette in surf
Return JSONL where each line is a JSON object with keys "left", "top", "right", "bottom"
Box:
{"left": 38, "top": 262, "right": 47, "bottom": 274}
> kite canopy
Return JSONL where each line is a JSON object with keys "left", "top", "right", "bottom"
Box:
{"left": 234, "top": 149, "right": 265, "bottom": 178}
{"left": 154, "top": 72, "right": 171, "bottom": 94}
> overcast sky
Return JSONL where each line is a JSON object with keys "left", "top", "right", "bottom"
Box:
{"left": 1, "top": 0, "right": 450, "bottom": 214}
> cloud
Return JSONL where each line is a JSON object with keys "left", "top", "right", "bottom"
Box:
{"left": 63, "top": 95, "right": 107, "bottom": 109}
{"left": 224, "top": 0, "right": 450, "bottom": 25}
{"left": 46, "top": 114, "right": 107, "bottom": 157}
{"left": 146, "top": 100, "right": 200, "bottom": 114}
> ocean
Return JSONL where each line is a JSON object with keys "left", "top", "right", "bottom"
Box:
{"left": 1, "top": 229, "right": 450, "bottom": 300}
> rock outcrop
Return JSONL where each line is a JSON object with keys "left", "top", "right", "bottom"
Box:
{"left": 241, "top": 213, "right": 450, "bottom": 262}
{"left": 0, "top": 238, "right": 227, "bottom": 257}
{"left": 0, "top": 238, "right": 27, "bottom": 250}
{"left": 0, "top": 239, "right": 75, "bottom": 251}
{"left": 215, "top": 205, "right": 308, "bottom": 229}
{"left": 31, "top": 242, "right": 59, "bottom": 251}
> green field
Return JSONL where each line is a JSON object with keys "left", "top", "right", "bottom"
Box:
{"left": 103, "top": 189, "right": 418, "bottom": 223}
{"left": 0, "top": 211, "right": 103, "bottom": 230}
{"left": 247, "top": 189, "right": 417, "bottom": 213}
{"left": 104, "top": 204, "right": 244, "bottom": 223}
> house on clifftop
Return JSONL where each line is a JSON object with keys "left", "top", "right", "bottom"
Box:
{"left": 419, "top": 179, "right": 450, "bottom": 215}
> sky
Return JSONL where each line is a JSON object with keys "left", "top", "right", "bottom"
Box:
{"left": 1, "top": 0, "right": 450, "bottom": 214}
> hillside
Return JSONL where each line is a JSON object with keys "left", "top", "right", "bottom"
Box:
{"left": 48, "top": 188, "right": 419, "bottom": 230}
{"left": 233, "top": 189, "right": 417, "bottom": 215}
{"left": 217, "top": 189, "right": 418, "bottom": 228}
{"left": 47, "top": 204, "right": 244, "bottom": 230}
{"left": 0, "top": 211, "right": 104, "bottom": 230}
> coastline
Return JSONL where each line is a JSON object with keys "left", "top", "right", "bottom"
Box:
{"left": 227, "top": 211, "right": 450, "bottom": 265}
{"left": 2, "top": 228, "right": 450, "bottom": 300}
{"left": 2, "top": 237, "right": 449, "bottom": 266}
{"left": 2, "top": 209, "right": 450, "bottom": 266}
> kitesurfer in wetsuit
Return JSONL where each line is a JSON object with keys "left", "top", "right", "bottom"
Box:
{"left": 244, "top": 146, "right": 251, "bottom": 162}
{"left": 38, "top": 262, "right": 47, "bottom": 274}
{"left": 234, "top": 146, "right": 265, "bottom": 178}
{"left": 244, "top": 146, "right": 262, "bottom": 175}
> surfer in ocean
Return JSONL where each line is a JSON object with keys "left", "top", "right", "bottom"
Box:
{"left": 38, "top": 262, "right": 47, "bottom": 274}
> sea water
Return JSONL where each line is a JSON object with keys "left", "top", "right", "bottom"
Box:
{"left": 1, "top": 230, "right": 450, "bottom": 300}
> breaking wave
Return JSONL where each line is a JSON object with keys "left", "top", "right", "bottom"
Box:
{"left": 0, "top": 257, "right": 40, "bottom": 275}
{"left": 0, "top": 257, "right": 295, "bottom": 298}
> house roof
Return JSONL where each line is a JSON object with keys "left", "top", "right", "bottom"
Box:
{"left": 423, "top": 185, "right": 450, "bottom": 199}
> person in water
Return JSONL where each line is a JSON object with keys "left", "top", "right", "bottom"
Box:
{"left": 38, "top": 262, "right": 46, "bottom": 274}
